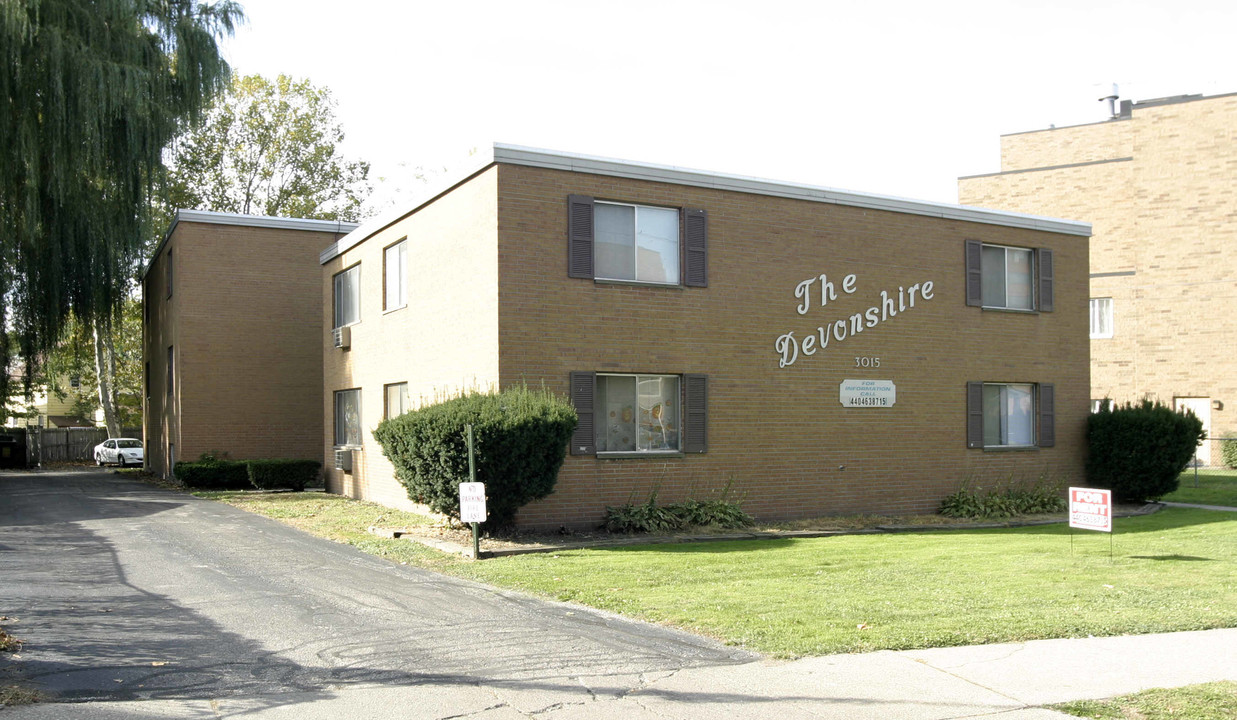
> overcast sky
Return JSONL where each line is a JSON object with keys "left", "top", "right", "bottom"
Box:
{"left": 218, "top": 0, "right": 1237, "bottom": 213}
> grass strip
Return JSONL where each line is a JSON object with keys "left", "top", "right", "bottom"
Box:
{"left": 1165, "top": 468, "right": 1237, "bottom": 507}
{"left": 199, "top": 492, "right": 1237, "bottom": 658}
{"left": 1053, "top": 681, "right": 1237, "bottom": 719}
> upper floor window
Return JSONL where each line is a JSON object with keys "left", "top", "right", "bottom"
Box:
{"left": 965, "top": 241, "right": 1053, "bottom": 312}
{"left": 384, "top": 240, "right": 407, "bottom": 311}
{"left": 334, "top": 264, "right": 360, "bottom": 329}
{"left": 1090, "top": 297, "right": 1113, "bottom": 338}
{"left": 567, "top": 195, "right": 707, "bottom": 287}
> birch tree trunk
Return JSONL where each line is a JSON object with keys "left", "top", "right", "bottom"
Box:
{"left": 93, "top": 316, "right": 121, "bottom": 438}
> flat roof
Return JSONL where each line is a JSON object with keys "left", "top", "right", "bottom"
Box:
{"left": 321, "top": 144, "right": 1091, "bottom": 264}
{"left": 142, "top": 210, "right": 358, "bottom": 281}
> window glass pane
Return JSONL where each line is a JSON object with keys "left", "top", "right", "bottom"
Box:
{"left": 335, "top": 390, "right": 361, "bottom": 446}
{"left": 982, "top": 384, "right": 1002, "bottom": 446}
{"left": 334, "top": 266, "right": 360, "bottom": 327}
{"left": 984, "top": 383, "right": 1034, "bottom": 446}
{"left": 385, "top": 242, "right": 406, "bottom": 310}
{"left": 1090, "top": 297, "right": 1113, "bottom": 338}
{"left": 1006, "top": 248, "right": 1034, "bottom": 310}
{"left": 638, "top": 375, "right": 679, "bottom": 451}
{"left": 595, "top": 204, "right": 636, "bottom": 281}
{"left": 636, "top": 206, "right": 679, "bottom": 284}
{"left": 596, "top": 375, "right": 637, "bottom": 451}
{"left": 981, "top": 246, "right": 1007, "bottom": 307}
{"left": 385, "top": 383, "right": 409, "bottom": 419}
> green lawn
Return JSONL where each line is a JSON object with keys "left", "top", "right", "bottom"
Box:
{"left": 198, "top": 491, "right": 1237, "bottom": 659}
{"left": 1163, "top": 468, "right": 1237, "bottom": 507}
{"left": 1054, "top": 681, "right": 1237, "bottom": 719}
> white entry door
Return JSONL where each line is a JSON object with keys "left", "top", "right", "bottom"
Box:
{"left": 1174, "top": 397, "right": 1211, "bottom": 466}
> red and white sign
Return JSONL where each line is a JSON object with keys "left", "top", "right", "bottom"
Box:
{"left": 1069, "top": 487, "right": 1112, "bottom": 532}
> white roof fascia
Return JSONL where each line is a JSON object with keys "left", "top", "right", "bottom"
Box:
{"left": 144, "top": 209, "right": 359, "bottom": 281}
{"left": 320, "top": 143, "right": 1091, "bottom": 265}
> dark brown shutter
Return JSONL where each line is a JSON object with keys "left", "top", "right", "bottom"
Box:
{"left": 1038, "top": 383, "right": 1055, "bottom": 447}
{"left": 567, "top": 195, "right": 594, "bottom": 279}
{"left": 967, "top": 381, "right": 984, "bottom": 448}
{"left": 569, "top": 371, "right": 596, "bottom": 455}
{"left": 683, "top": 374, "right": 708, "bottom": 453}
{"left": 1037, "top": 248, "right": 1054, "bottom": 312}
{"left": 965, "top": 240, "right": 983, "bottom": 307}
{"left": 682, "top": 208, "right": 708, "bottom": 287}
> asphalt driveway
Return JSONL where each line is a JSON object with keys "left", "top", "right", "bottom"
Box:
{"left": 0, "top": 469, "right": 752, "bottom": 714}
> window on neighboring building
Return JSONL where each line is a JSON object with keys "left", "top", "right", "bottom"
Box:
{"left": 1091, "top": 398, "right": 1114, "bottom": 413}
{"left": 965, "top": 241, "right": 1053, "bottom": 312}
{"left": 384, "top": 240, "right": 407, "bottom": 311}
{"left": 165, "top": 248, "right": 173, "bottom": 298}
{"left": 166, "top": 346, "right": 174, "bottom": 396}
{"left": 333, "top": 264, "right": 360, "bottom": 328}
{"left": 567, "top": 195, "right": 708, "bottom": 286}
{"left": 1090, "top": 297, "right": 1113, "bottom": 338}
{"left": 334, "top": 389, "right": 362, "bottom": 447}
{"left": 384, "top": 382, "right": 410, "bottom": 420}
{"left": 966, "top": 381, "right": 1054, "bottom": 449}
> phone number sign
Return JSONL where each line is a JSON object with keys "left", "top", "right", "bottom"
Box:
{"left": 839, "top": 379, "right": 896, "bottom": 408}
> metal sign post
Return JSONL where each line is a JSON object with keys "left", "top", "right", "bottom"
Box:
{"left": 459, "top": 424, "right": 487, "bottom": 559}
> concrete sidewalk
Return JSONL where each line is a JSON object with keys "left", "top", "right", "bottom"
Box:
{"left": 6, "top": 628, "right": 1234, "bottom": 718}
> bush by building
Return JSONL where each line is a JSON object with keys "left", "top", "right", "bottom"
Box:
{"left": 247, "top": 459, "right": 320, "bottom": 491}
{"left": 1086, "top": 399, "right": 1206, "bottom": 501}
{"left": 174, "top": 453, "right": 251, "bottom": 490}
{"left": 373, "top": 386, "right": 577, "bottom": 528}
{"left": 1221, "top": 438, "right": 1237, "bottom": 469}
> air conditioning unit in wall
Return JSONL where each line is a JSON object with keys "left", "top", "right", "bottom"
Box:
{"left": 332, "top": 326, "right": 351, "bottom": 349}
{"left": 334, "top": 449, "right": 353, "bottom": 473}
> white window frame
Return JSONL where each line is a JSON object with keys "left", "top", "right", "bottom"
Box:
{"left": 384, "top": 240, "right": 407, "bottom": 312}
{"left": 333, "top": 264, "right": 361, "bottom": 329}
{"left": 1089, "top": 297, "right": 1113, "bottom": 339}
{"left": 384, "top": 382, "right": 410, "bottom": 420}
{"left": 595, "top": 373, "right": 682, "bottom": 454}
{"left": 981, "top": 243, "right": 1035, "bottom": 311}
{"left": 982, "top": 382, "right": 1036, "bottom": 448}
{"left": 594, "top": 201, "right": 680, "bottom": 285}
{"left": 334, "top": 388, "right": 362, "bottom": 448}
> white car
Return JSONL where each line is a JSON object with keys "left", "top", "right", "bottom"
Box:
{"left": 94, "top": 438, "right": 144, "bottom": 468}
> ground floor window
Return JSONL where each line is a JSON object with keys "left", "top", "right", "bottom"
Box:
{"left": 596, "top": 374, "right": 680, "bottom": 452}
{"left": 334, "top": 389, "right": 362, "bottom": 447}
{"left": 983, "top": 383, "right": 1035, "bottom": 447}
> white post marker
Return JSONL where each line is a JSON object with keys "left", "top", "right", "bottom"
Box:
{"left": 1068, "top": 487, "right": 1112, "bottom": 532}
{"left": 459, "top": 482, "right": 487, "bottom": 523}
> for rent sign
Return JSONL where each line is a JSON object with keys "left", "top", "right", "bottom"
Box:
{"left": 1069, "top": 487, "right": 1112, "bottom": 532}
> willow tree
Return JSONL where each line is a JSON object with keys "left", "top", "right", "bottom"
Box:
{"left": 0, "top": 0, "right": 242, "bottom": 431}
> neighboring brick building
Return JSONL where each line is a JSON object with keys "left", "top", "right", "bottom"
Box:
{"left": 143, "top": 210, "right": 357, "bottom": 477}
{"left": 322, "top": 144, "right": 1091, "bottom": 528}
{"left": 959, "top": 92, "right": 1237, "bottom": 466}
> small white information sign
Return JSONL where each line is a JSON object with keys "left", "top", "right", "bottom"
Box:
{"left": 1069, "top": 487, "right": 1112, "bottom": 532}
{"left": 459, "top": 482, "right": 487, "bottom": 523}
{"left": 839, "top": 379, "right": 896, "bottom": 408}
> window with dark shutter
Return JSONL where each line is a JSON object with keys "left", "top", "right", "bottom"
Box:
{"left": 1037, "top": 383, "right": 1055, "bottom": 447}
{"left": 1037, "top": 248, "right": 1054, "bottom": 312}
{"left": 683, "top": 374, "right": 708, "bottom": 453}
{"left": 965, "top": 240, "right": 983, "bottom": 307}
{"left": 569, "top": 371, "right": 596, "bottom": 455}
{"left": 966, "top": 381, "right": 984, "bottom": 448}
{"left": 567, "top": 195, "right": 595, "bottom": 279}
{"left": 682, "top": 208, "right": 708, "bottom": 287}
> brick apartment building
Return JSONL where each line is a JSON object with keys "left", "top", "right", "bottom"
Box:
{"left": 959, "top": 92, "right": 1236, "bottom": 466}
{"left": 143, "top": 211, "right": 357, "bottom": 476}
{"left": 322, "top": 144, "right": 1091, "bottom": 528}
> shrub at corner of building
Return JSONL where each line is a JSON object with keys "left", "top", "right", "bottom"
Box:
{"left": 372, "top": 386, "right": 578, "bottom": 529}
{"left": 1222, "top": 438, "right": 1237, "bottom": 469}
{"left": 1086, "top": 399, "right": 1206, "bottom": 502}
{"left": 174, "top": 453, "right": 251, "bottom": 490}
{"left": 247, "top": 459, "right": 321, "bottom": 491}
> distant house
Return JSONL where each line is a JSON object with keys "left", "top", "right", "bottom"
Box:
{"left": 4, "top": 371, "right": 98, "bottom": 429}
{"left": 142, "top": 210, "right": 357, "bottom": 476}
{"left": 959, "top": 92, "right": 1237, "bottom": 466}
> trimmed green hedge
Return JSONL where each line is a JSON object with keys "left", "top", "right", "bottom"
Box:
{"left": 1087, "top": 399, "right": 1206, "bottom": 502}
{"left": 373, "top": 385, "right": 577, "bottom": 528}
{"left": 175, "top": 458, "right": 250, "bottom": 490}
{"left": 247, "top": 459, "right": 320, "bottom": 491}
{"left": 1222, "top": 438, "right": 1237, "bottom": 469}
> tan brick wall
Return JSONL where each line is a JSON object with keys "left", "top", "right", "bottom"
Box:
{"left": 322, "top": 168, "right": 501, "bottom": 508}
{"left": 491, "top": 165, "right": 1090, "bottom": 528}
{"left": 960, "top": 93, "right": 1237, "bottom": 465}
{"left": 143, "top": 220, "right": 344, "bottom": 476}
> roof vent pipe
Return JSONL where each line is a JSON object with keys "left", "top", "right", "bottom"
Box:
{"left": 1099, "top": 83, "right": 1120, "bottom": 118}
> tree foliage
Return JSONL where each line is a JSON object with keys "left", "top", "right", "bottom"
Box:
{"left": 165, "top": 73, "right": 371, "bottom": 221}
{"left": 0, "top": 0, "right": 241, "bottom": 407}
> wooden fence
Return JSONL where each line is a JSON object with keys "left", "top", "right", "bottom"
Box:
{"left": 25, "top": 427, "right": 143, "bottom": 464}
